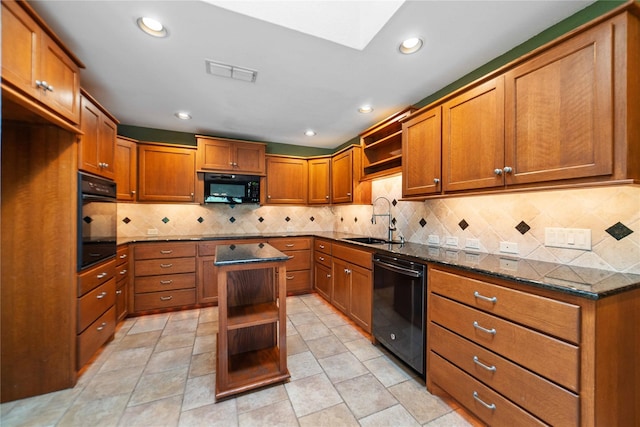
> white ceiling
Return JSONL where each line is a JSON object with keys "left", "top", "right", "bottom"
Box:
{"left": 30, "top": 0, "right": 594, "bottom": 149}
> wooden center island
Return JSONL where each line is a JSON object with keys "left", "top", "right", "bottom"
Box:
{"left": 214, "top": 243, "right": 291, "bottom": 401}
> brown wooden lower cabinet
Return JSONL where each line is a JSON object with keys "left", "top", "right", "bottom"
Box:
{"left": 427, "top": 265, "right": 640, "bottom": 427}
{"left": 313, "top": 238, "right": 333, "bottom": 301}
{"left": 115, "top": 245, "right": 129, "bottom": 322}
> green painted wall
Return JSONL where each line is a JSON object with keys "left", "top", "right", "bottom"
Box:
{"left": 119, "top": 0, "right": 625, "bottom": 156}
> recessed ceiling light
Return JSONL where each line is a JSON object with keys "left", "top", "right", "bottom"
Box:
{"left": 399, "top": 37, "right": 423, "bottom": 54}
{"left": 175, "top": 112, "right": 191, "bottom": 120}
{"left": 137, "top": 17, "right": 168, "bottom": 38}
{"left": 304, "top": 130, "right": 316, "bottom": 137}
{"left": 358, "top": 105, "right": 374, "bottom": 114}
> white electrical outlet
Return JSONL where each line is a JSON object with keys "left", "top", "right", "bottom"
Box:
{"left": 499, "top": 241, "right": 519, "bottom": 254}
{"left": 445, "top": 236, "right": 458, "bottom": 247}
{"left": 545, "top": 227, "right": 591, "bottom": 250}
{"left": 427, "top": 235, "right": 440, "bottom": 246}
{"left": 147, "top": 228, "right": 158, "bottom": 235}
{"left": 465, "top": 238, "right": 480, "bottom": 250}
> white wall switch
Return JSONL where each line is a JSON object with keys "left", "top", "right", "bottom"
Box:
{"left": 427, "top": 235, "right": 440, "bottom": 246}
{"left": 499, "top": 241, "right": 519, "bottom": 254}
{"left": 465, "top": 238, "right": 480, "bottom": 250}
{"left": 445, "top": 236, "right": 459, "bottom": 247}
{"left": 545, "top": 227, "right": 591, "bottom": 250}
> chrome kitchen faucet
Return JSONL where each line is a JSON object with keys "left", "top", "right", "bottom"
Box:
{"left": 371, "top": 196, "right": 396, "bottom": 242}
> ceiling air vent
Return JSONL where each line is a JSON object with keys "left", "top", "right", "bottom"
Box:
{"left": 205, "top": 59, "right": 258, "bottom": 83}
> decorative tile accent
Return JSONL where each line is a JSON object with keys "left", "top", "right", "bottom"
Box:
{"left": 419, "top": 218, "right": 427, "bottom": 228}
{"left": 285, "top": 216, "right": 291, "bottom": 222}
{"left": 391, "top": 217, "right": 397, "bottom": 225}
{"left": 229, "top": 217, "right": 236, "bottom": 223}
{"left": 605, "top": 222, "right": 633, "bottom": 241}
{"left": 310, "top": 217, "right": 315, "bottom": 222}
{"left": 83, "top": 216, "right": 93, "bottom": 224}
{"left": 458, "top": 219, "right": 469, "bottom": 230}
{"left": 515, "top": 221, "right": 530, "bottom": 235}
{"left": 197, "top": 217, "right": 204, "bottom": 223}
{"left": 340, "top": 217, "right": 344, "bottom": 222}
{"left": 392, "top": 199, "right": 397, "bottom": 207}
{"left": 354, "top": 217, "right": 358, "bottom": 223}
{"left": 122, "top": 217, "right": 131, "bottom": 224}
{"left": 258, "top": 217, "right": 264, "bottom": 223}
{"left": 162, "top": 217, "right": 170, "bottom": 224}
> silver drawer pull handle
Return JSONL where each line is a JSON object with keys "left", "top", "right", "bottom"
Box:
{"left": 285, "top": 244, "right": 295, "bottom": 247}
{"left": 473, "top": 356, "right": 496, "bottom": 372}
{"left": 474, "top": 291, "right": 497, "bottom": 303}
{"left": 160, "top": 296, "right": 173, "bottom": 301}
{"left": 120, "top": 269, "right": 127, "bottom": 275}
{"left": 286, "top": 275, "right": 294, "bottom": 280}
{"left": 160, "top": 280, "right": 173, "bottom": 285}
{"left": 96, "top": 272, "right": 107, "bottom": 279}
{"left": 319, "top": 256, "right": 325, "bottom": 261}
{"left": 116, "top": 290, "right": 122, "bottom": 295}
{"left": 119, "top": 254, "right": 127, "bottom": 259}
{"left": 319, "top": 245, "right": 325, "bottom": 249}
{"left": 327, "top": 274, "right": 331, "bottom": 278}
{"left": 96, "top": 322, "right": 107, "bottom": 331}
{"left": 473, "top": 321, "right": 496, "bottom": 335}
{"left": 472, "top": 391, "right": 496, "bottom": 410}
{"left": 160, "top": 263, "right": 173, "bottom": 268}
{"left": 96, "top": 291, "right": 107, "bottom": 299}
{"left": 160, "top": 250, "right": 173, "bottom": 254}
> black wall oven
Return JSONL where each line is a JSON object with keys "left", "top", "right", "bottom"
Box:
{"left": 78, "top": 172, "right": 117, "bottom": 271}
{"left": 373, "top": 253, "right": 426, "bottom": 376}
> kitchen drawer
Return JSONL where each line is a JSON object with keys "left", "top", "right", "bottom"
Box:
{"left": 77, "top": 278, "right": 116, "bottom": 333}
{"left": 134, "top": 257, "right": 196, "bottom": 277}
{"left": 430, "top": 323, "right": 578, "bottom": 426}
{"left": 135, "top": 273, "right": 196, "bottom": 293}
{"left": 315, "top": 252, "right": 332, "bottom": 268}
{"left": 430, "top": 352, "right": 547, "bottom": 427}
{"left": 332, "top": 244, "right": 372, "bottom": 269}
{"left": 284, "top": 269, "right": 311, "bottom": 293}
{"left": 116, "top": 259, "right": 129, "bottom": 283}
{"left": 431, "top": 294, "right": 579, "bottom": 392}
{"left": 134, "top": 242, "right": 196, "bottom": 260}
{"left": 116, "top": 245, "right": 129, "bottom": 266}
{"left": 77, "top": 306, "right": 116, "bottom": 369}
{"left": 314, "top": 239, "right": 332, "bottom": 255}
{"left": 134, "top": 289, "right": 196, "bottom": 312}
{"left": 269, "top": 237, "right": 311, "bottom": 251}
{"left": 78, "top": 258, "right": 116, "bottom": 296}
{"left": 430, "top": 268, "right": 580, "bottom": 344}
{"left": 282, "top": 249, "right": 311, "bottom": 271}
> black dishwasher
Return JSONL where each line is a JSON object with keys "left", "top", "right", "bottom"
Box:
{"left": 372, "top": 254, "right": 426, "bottom": 376}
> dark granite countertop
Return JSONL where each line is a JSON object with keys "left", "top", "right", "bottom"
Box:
{"left": 119, "top": 232, "right": 640, "bottom": 300}
{"left": 214, "top": 243, "right": 290, "bottom": 266}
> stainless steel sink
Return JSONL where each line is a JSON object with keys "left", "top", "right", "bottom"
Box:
{"left": 344, "top": 237, "right": 392, "bottom": 244}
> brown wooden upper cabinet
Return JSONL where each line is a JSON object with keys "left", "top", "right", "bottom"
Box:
{"left": 196, "top": 136, "right": 266, "bottom": 175}
{"left": 308, "top": 156, "right": 331, "bottom": 205}
{"left": 1, "top": 0, "right": 82, "bottom": 126}
{"left": 78, "top": 90, "right": 118, "bottom": 180}
{"left": 331, "top": 146, "right": 371, "bottom": 204}
{"left": 402, "top": 106, "right": 442, "bottom": 198}
{"left": 264, "top": 155, "right": 308, "bottom": 204}
{"left": 137, "top": 142, "right": 196, "bottom": 203}
{"left": 442, "top": 76, "right": 505, "bottom": 193}
{"left": 115, "top": 136, "right": 137, "bottom": 201}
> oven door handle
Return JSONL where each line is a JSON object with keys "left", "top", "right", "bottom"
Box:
{"left": 82, "top": 194, "right": 116, "bottom": 202}
{"left": 373, "top": 259, "right": 423, "bottom": 278}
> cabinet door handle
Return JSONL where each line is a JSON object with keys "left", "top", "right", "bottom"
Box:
{"left": 325, "top": 195, "right": 329, "bottom": 199}
{"left": 472, "top": 391, "right": 496, "bottom": 410}
{"left": 473, "top": 321, "right": 496, "bottom": 335}
{"left": 433, "top": 178, "right": 440, "bottom": 184}
{"left": 346, "top": 192, "right": 351, "bottom": 196}
{"left": 131, "top": 190, "right": 136, "bottom": 195}
{"left": 319, "top": 256, "right": 325, "bottom": 261}
{"left": 96, "top": 272, "right": 107, "bottom": 279}
{"left": 326, "top": 274, "right": 331, "bottom": 278}
{"left": 96, "top": 291, "right": 107, "bottom": 299}
{"left": 503, "top": 166, "right": 513, "bottom": 174}
{"left": 119, "top": 269, "right": 127, "bottom": 275}
{"left": 473, "top": 291, "right": 497, "bottom": 304}
{"left": 473, "top": 356, "right": 496, "bottom": 372}
{"left": 116, "top": 290, "right": 122, "bottom": 295}
{"left": 286, "top": 275, "right": 294, "bottom": 280}
{"left": 160, "top": 280, "right": 173, "bottom": 285}
{"left": 285, "top": 244, "right": 295, "bottom": 247}
{"left": 160, "top": 250, "right": 173, "bottom": 254}
{"left": 119, "top": 254, "right": 128, "bottom": 259}
{"left": 160, "top": 263, "right": 173, "bottom": 268}
{"left": 319, "top": 244, "right": 325, "bottom": 249}
{"left": 493, "top": 168, "right": 503, "bottom": 176}
{"left": 96, "top": 322, "right": 107, "bottom": 331}
{"left": 160, "top": 296, "right": 173, "bottom": 301}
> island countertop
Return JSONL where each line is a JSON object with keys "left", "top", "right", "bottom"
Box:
{"left": 214, "top": 242, "right": 290, "bottom": 266}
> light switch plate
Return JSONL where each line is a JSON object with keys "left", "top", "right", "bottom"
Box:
{"left": 445, "top": 236, "right": 458, "bottom": 247}
{"left": 465, "top": 238, "right": 480, "bottom": 250}
{"left": 545, "top": 227, "right": 591, "bottom": 250}
{"left": 427, "top": 235, "right": 440, "bottom": 246}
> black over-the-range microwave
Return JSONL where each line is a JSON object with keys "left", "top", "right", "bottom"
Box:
{"left": 203, "top": 173, "right": 261, "bottom": 204}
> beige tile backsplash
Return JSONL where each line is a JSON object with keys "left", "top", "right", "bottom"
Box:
{"left": 118, "top": 175, "right": 639, "bottom": 273}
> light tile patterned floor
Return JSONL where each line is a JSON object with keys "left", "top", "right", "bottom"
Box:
{"left": 0, "top": 294, "right": 480, "bottom": 427}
